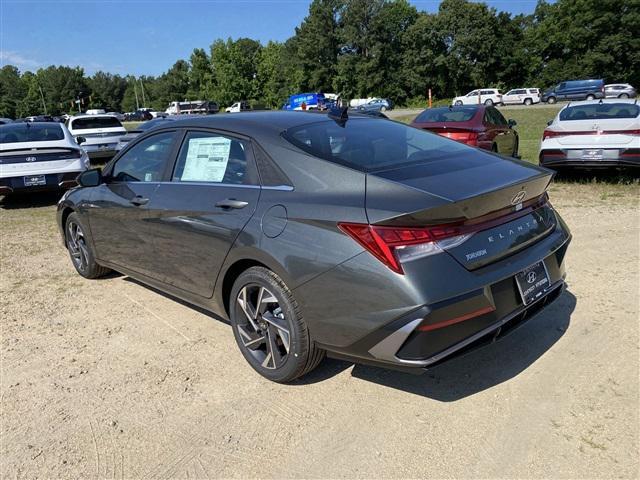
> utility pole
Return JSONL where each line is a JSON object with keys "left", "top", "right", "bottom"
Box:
{"left": 38, "top": 84, "right": 47, "bottom": 114}
{"left": 134, "top": 82, "right": 140, "bottom": 110}
{"left": 139, "top": 79, "right": 146, "bottom": 107}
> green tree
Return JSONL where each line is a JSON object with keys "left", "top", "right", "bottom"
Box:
{"left": 255, "top": 41, "right": 291, "bottom": 108}
{"left": 0, "top": 65, "right": 26, "bottom": 118}
{"left": 188, "top": 48, "right": 214, "bottom": 99}
{"left": 211, "top": 38, "right": 261, "bottom": 106}
{"left": 16, "top": 73, "right": 44, "bottom": 118}
{"left": 88, "top": 71, "right": 127, "bottom": 111}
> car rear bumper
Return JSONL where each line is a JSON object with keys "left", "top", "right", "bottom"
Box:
{"left": 82, "top": 143, "right": 119, "bottom": 159}
{"left": 0, "top": 171, "right": 81, "bottom": 195}
{"left": 540, "top": 149, "right": 640, "bottom": 169}
{"left": 297, "top": 210, "right": 572, "bottom": 370}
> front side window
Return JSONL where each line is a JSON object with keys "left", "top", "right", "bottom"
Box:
{"left": 172, "top": 131, "right": 252, "bottom": 185}
{"left": 111, "top": 131, "right": 176, "bottom": 182}
{"left": 488, "top": 107, "right": 508, "bottom": 126}
{"left": 467, "top": 90, "right": 478, "bottom": 97}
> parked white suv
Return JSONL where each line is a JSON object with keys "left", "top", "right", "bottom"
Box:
{"left": 452, "top": 89, "right": 503, "bottom": 106}
{"left": 502, "top": 88, "right": 540, "bottom": 105}
{"left": 539, "top": 99, "right": 640, "bottom": 170}
{"left": 0, "top": 122, "right": 89, "bottom": 195}
{"left": 67, "top": 115, "right": 127, "bottom": 160}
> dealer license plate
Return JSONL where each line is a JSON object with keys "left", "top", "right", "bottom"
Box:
{"left": 515, "top": 261, "right": 551, "bottom": 305}
{"left": 24, "top": 175, "right": 46, "bottom": 186}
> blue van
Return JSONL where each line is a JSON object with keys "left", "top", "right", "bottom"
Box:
{"left": 282, "top": 93, "right": 328, "bottom": 110}
{"left": 541, "top": 79, "right": 605, "bottom": 104}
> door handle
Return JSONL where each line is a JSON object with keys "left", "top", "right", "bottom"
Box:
{"left": 215, "top": 199, "right": 249, "bottom": 209}
{"left": 130, "top": 196, "right": 149, "bottom": 206}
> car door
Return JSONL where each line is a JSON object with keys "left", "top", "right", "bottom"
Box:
{"left": 486, "top": 107, "right": 515, "bottom": 154}
{"left": 556, "top": 82, "right": 568, "bottom": 100}
{"left": 147, "top": 129, "right": 261, "bottom": 298}
{"left": 466, "top": 90, "right": 479, "bottom": 105}
{"left": 88, "top": 130, "right": 179, "bottom": 277}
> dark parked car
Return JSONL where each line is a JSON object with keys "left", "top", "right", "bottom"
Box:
{"left": 541, "top": 79, "right": 605, "bottom": 104}
{"left": 57, "top": 110, "right": 571, "bottom": 382}
{"left": 411, "top": 105, "right": 519, "bottom": 157}
{"left": 124, "top": 110, "right": 153, "bottom": 122}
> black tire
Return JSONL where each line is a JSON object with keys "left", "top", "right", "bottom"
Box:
{"left": 65, "top": 212, "right": 111, "bottom": 279}
{"left": 380, "top": 106, "right": 387, "bottom": 112}
{"left": 454, "top": 100, "right": 463, "bottom": 106}
{"left": 619, "top": 93, "right": 629, "bottom": 99}
{"left": 586, "top": 94, "right": 595, "bottom": 100}
{"left": 524, "top": 98, "right": 533, "bottom": 106}
{"left": 547, "top": 96, "right": 557, "bottom": 104}
{"left": 229, "top": 267, "right": 324, "bottom": 382}
{"left": 491, "top": 144, "right": 499, "bottom": 153}
{"left": 484, "top": 99, "right": 494, "bottom": 106}
{"left": 512, "top": 138, "right": 519, "bottom": 158}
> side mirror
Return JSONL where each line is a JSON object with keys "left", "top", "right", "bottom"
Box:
{"left": 508, "top": 119, "right": 517, "bottom": 127}
{"left": 76, "top": 136, "right": 86, "bottom": 145}
{"left": 546, "top": 120, "right": 553, "bottom": 126}
{"left": 77, "top": 168, "right": 102, "bottom": 187}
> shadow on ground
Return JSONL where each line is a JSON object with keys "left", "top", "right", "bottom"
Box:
{"left": 298, "top": 290, "right": 577, "bottom": 401}
{"left": 0, "top": 191, "right": 64, "bottom": 209}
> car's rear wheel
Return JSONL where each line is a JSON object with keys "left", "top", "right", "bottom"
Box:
{"left": 586, "top": 94, "right": 595, "bottom": 100}
{"left": 484, "top": 99, "right": 494, "bottom": 106}
{"left": 619, "top": 93, "right": 629, "bottom": 99}
{"left": 547, "top": 96, "right": 557, "bottom": 104}
{"left": 455, "top": 100, "right": 463, "bottom": 106}
{"left": 65, "top": 212, "right": 111, "bottom": 279}
{"left": 230, "top": 267, "right": 324, "bottom": 382}
{"left": 380, "top": 106, "right": 387, "bottom": 112}
{"left": 524, "top": 98, "right": 533, "bottom": 106}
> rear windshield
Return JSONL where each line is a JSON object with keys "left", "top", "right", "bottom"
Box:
{"left": 559, "top": 103, "right": 640, "bottom": 121}
{"left": 283, "top": 118, "right": 494, "bottom": 172}
{"left": 0, "top": 123, "right": 64, "bottom": 144}
{"left": 415, "top": 107, "right": 478, "bottom": 123}
{"left": 70, "top": 116, "right": 123, "bottom": 129}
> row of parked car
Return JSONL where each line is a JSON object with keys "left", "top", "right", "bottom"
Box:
{"left": 452, "top": 80, "right": 637, "bottom": 107}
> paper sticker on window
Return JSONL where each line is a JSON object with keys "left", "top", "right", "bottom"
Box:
{"left": 181, "top": 137, "right": 231, "bottom": 182}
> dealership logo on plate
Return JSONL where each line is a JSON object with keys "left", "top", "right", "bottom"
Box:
{"left": 526, "top": 271, "right": 537, "bottom": 284}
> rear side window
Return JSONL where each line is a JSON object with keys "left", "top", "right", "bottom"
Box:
{"left": 283, "top": 118, "right": 497, "bottom": 173}
{"left": 111, "top": 131, "right": 176, "bottom": 182}
{"left": 415, "top": 107, "right": 478, "bottom": 122}
{"left": 70, "top": 117, "right": 123, "bottom": 129}
{"left": 559, "top": 103, "right": 640, "bottom": 121}
{"left": 172, "top": 131, "right": 255, "bottom": 185}
{"left": 0, "top": 123, "right": 64, "bottom": 143}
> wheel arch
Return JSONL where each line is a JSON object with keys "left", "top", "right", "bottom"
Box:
{"left": 218, "top": 252, "right": 293, "bottom": 318}
{"left": 59, "top": 205, "right": 76, "bottom": 243}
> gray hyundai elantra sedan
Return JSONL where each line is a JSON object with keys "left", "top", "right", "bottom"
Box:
{"left": 57, "top": 109, "right": 571, "bottom": 382}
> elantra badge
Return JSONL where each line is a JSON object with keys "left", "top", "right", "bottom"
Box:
{"left": 511, "top": 190, "right": 526, "bottom": 205}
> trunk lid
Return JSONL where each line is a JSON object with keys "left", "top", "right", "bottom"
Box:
{"left": 365, "top": 152, "right": 554, "bottom": 270}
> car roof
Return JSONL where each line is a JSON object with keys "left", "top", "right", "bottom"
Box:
{"left": 560, "top": 98, "right": 638, "bottom": 109}
{"left": 154, "top": 111, "right": 361, "bottom": 136}
{"left": 69, "top": 114, "right": 119, "bottom": 120}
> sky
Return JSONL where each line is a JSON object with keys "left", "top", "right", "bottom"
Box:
{"left": 1, "top": 0, "right": 544, "bottom": 77}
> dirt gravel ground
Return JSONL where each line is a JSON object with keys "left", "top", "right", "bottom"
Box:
{"left": 1, "top": 182, "right": 639, "bottom": 479}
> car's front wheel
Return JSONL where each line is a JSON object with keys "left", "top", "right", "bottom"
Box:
{"left": 230, "top": 267, "right": 324, "bottom": 382}
{"left": 547, "top": 96, "right": 557, "bottom": 104}
{"left": 586, "top": 94, "right": 595, "bottom": 100}
{"left": 380, "top": 106, "right": 387, "bottom": 112}
{"left": 484, "top": 99, "right": 494, "bottom": 106}
{"left": 65, "top": 212, "right": 111, "bottom": 279}
{"left": 524, "top": 98, "right": 533, "bottom": 106}
{"left": 455, "top": 100, "right": 463, "bottom": 106}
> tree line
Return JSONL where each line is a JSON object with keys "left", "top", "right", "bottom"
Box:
{"left": 0, "top": 0, "right": 638, "bottom": 118}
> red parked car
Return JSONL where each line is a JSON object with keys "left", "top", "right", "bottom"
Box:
{"left": 411, "top": 105, "right": 519, "bottom": 157}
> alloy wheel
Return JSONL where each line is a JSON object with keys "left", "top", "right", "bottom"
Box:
{"left": 236, "top": 285, "right": 291, "bottom": 370}
{"left": 67, "top": 221, "right": 89, "bottom": 273}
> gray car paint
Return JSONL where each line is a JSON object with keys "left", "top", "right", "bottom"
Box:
{"left": 57, "top": 111, "right": 571, "bottom": 370}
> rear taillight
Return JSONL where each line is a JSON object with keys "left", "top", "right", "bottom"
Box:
{"left": 338, "top": 223, "right": 469, "bottom": 274}
{"left": 542, "top": 129, "right": 564, "bottom": 141}
{"left": 440, "top": 131, "right": 478, "bottom": 146}
{"left": 339, "top": 196, "right": 549, "bottom": 274}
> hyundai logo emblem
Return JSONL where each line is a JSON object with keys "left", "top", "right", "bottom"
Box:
{"left": 25, "top": 156, "right": 37, "bottom": 162}
{"left": 526, "top": 271, "right": 537, "bottom": 284}
{"left": 511, "top": 190, "right": 526, "bottom": 205}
